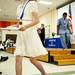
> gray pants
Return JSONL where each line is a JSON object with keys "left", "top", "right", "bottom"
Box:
{"left": 60, "top": 33, "right": 71, "bottom": 48}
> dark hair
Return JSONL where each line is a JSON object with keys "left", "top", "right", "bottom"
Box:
{"left": 41, "top": 24, "right": 44, "bottom": 26}
{"left": 63, "top": 12, "right": 67, "bottom": 16}
{"left": 19, "top": 21, "right": 22, "bottom": 25}
{"left": 41, "top": 24, "right": 44, "bottom": 28}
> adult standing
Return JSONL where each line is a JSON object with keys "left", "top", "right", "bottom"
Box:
{"left": 57, "top": 12, "right": 72, "bottom": 49}
{"left": 39, "top": 24, "right": 45, "bottom": 46}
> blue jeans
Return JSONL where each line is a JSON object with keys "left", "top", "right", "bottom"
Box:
{"left": 60, "top": 33, "right": 71, "bottom": 48}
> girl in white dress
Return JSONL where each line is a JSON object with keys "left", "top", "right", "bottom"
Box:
{"left": 14, "top": 0, "right": 48, "bottom": 75}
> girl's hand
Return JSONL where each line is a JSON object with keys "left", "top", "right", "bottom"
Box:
{"left": 19, "top": 26, "right": 26, "bottom": 31}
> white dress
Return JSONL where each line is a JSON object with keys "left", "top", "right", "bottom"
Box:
{"left": 14, "top": 1, "right": 47, "bottom": 57}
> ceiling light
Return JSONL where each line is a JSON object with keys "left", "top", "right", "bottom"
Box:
{"left": 38, "top": 0, "right": 52, "bottom": 5}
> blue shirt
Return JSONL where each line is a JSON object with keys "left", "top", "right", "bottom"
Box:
{"left": 57, "top": 18, "right": 70, "bottom": 34}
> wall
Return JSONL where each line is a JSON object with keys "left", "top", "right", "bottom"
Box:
{"left": 58, "top": 1, "right": 75, "bottom": 35}
{"left": 0, "top": 21, "right": 17, "bottom": 28}
{"left": 58, "top": 2, "right": 75, "bottom": 44}
{"left": 39, "top": 1, "right": 75, "bottom": 39}
{"left": 38, "top": 9, "right": 58, "bottom": 38}
{"left": 1, "top": 30, "right": 18, "bottom": 42}
{"left": 0, "top": 20, "right": 18, "bottom": 41}
{"left": 38, "top": 13, "right": 51, "bottom": 38}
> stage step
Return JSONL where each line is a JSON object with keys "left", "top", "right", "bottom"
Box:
{"left": 36, "top": 49, "right": 75, "bottom": 65}
{"left": 48, "top": 50, "right": 71, "bottom": 56}
{"left": 36, "top": 54, "right": 48, "bottom": 62}
{"left": 50, "top": 54, "right": 75, "bottom": 62}
{"left": 55, "top": 59, "right": 75, "bottom": 66}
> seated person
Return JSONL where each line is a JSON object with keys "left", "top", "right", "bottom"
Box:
{"left": 0, "top": 56, "right": 8, "bottom": 74}
{"left": 0, "top": 41, "right": 4, "bottom": 51}
{"left": 0, "top": 41, "right": 8, "bottom": 62}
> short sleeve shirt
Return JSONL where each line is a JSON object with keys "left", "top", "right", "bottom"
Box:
{"left": 17, "top": 1, "right": 38, "bottom": 25}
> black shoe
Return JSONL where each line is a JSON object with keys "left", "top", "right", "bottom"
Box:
{"left": 0, "top": 56, "right": 8, "bottom": 62}
{"left": 0, "top": 72, "right": 2, "bottom": 74}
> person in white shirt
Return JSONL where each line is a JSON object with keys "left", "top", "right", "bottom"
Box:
{"left": 0, "top": 41, "right": 4, "bottom": 50}
{"left": 14, "top": 0, "right": 48, "bottom": 75}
